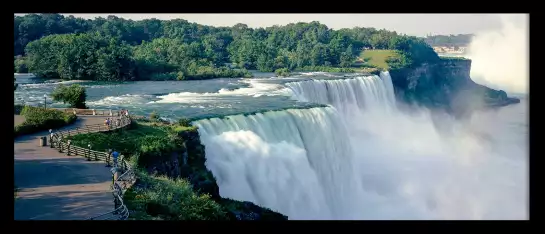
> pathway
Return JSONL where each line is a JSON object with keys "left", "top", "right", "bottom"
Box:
{"left": 14, "top": 116, "right": 115, "bottom": 220}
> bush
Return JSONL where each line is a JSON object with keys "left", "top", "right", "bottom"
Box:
{"left": 124, "top": 172, "right": 228, "bottom": 220}
{"left": 274, "top": 68, "right": 290, "bottom": 77}
{"left": 51, "top": 84, "right": 87, "bottom": 109}
{"left": 14, "top": 56, "right": 28, "bottom": 73}
{"left": 14, "top": 106, "right": 77, "bottom": 137}
{"left": 149, "top": 111, "right": 160, "bottom": 122}
{"left": 178, "top": 118, "right": 191, "bottom": 127}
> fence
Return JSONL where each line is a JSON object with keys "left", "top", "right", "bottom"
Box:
{"left": 49, "top": 115, "right": 136, "bottom": 220}
{"left": 53, "top": 108, "right": 125, "bottom": 116}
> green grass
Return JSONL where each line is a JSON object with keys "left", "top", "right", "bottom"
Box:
{"left": 359, "top": 49, "right": 402, "bottom": 70}
{"left": 66, "top": 121, "right": 171, "bottom": 156}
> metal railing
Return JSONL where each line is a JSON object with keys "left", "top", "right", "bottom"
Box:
{"left": 49, "top": 115, "right": 136, "bottom": 220}
{"left": 53, "top": 108, "right": 125, "bottom": 116}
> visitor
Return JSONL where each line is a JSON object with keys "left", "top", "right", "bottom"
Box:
{"left": 112, "top": 150, "right": 119, "bottom": 168}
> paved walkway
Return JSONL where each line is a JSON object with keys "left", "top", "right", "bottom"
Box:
{"left": 14, "top": 116, "right": 115, "bottom": 220}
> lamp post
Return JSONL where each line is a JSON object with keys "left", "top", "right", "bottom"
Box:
{"left": 106, "top": 149, "right": 112, "bottom": 167}
{"left": 66, "top": 140, "right": 71, "bottom": 155}
{"left": 49, "top": 129, "right": 53, "bottom": 148}
{"left": 87, "top": 144, "right": 92, "bottom": 161}
{"left": 43, "top": 94, "right": 47, "bottom": 109}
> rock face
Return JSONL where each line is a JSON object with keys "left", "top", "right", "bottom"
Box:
{"left": 140, "top": 127, "right": 288, "bottom": 220}
{"left": 389, "top": 58, "right": 520, "bottom": 118}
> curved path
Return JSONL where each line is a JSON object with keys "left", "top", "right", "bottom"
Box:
{"left": 14, "top": 116, "right": 115, "bottom": 220}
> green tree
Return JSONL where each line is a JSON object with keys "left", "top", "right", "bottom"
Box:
{"left": 14, "top": 56, "right": 29, "bottom": 73}
{"left": 51, "top": 84, "right": 87, "bottom": 108}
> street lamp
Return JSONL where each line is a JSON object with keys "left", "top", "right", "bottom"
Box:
{"left": 66, "top": 140, "right": 72, "bottom": 155}
{"left": 43, "top": 94, "right": 47, "bottom": 109}
{"left": 87, "top": 143, "right": 92, "bottom": 161}
{"left": 49, "top": 129, "right": 53, "bottom": 148}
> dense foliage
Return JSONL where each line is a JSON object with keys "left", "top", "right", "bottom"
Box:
{"left": 124, "top": 172, "right": 228, "bottom": 220}
{"left": 274, "top": 68, "right": 290, "bottom": 77}
{"left": 16, "top": 14, "right": 440, "bottom": 81}
{"left": 51, "top": 84, "right": 87, "bottom": 108}
{"left": 14, "top": 56, "right": 28, "bottom": 73}
{"left": 424, "top": 34, "right": 474, "bottom": 47}
{"left": 14, "top": 105, "right": 77, "bottom": 137}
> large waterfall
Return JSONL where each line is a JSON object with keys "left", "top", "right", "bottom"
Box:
{"left": 195, "top": 71, "right": 527, "bottom": 220}
{"left": 195, "top": 107, "right": 364, "bottom": 219}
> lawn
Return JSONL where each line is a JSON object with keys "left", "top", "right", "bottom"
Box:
{"left": 359, "top": 49, "right": 401, "bottom": 70}
{"left": 65, "top": 121, "right": 171, "bottom": 156}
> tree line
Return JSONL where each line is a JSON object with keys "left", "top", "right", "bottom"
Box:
{"left": 424, "top": 34, "right": 474, "bottom": 47}
{"left": 14, "top": 14, "right": 440, "bottom": 81}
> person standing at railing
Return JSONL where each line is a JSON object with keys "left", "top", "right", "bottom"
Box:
{"left": 104, "top": 118, "right": 110, "bottom": 130}
{"left": 112, "top": 150, "right": 119, "bottom": 168}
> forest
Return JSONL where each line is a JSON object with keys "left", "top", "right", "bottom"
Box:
{"left": 14, "top": 14, "right": 440, "bottom": 81}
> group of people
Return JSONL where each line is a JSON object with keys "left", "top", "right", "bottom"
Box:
{"left": 119, "top": 109, "right": 129, "bottom": 117}
{"left": 104, "top": 117, "right": 122, "bottom": 130}
{"left": 103, "top": 109, "right": 130, "bottom": 130}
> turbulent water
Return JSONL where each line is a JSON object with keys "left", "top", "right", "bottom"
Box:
{"left": 195, "top": 72, "right": 528, "bottom": 220}
{"left": 15, "top": 71, "right": 528, "bottom": 220}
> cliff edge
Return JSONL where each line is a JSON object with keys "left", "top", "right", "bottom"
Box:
{"left": 389, "top": 58, "right": 520, "bottom": 117}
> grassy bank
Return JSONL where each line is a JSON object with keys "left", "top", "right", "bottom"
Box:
{"left": 65, "top": 120, "right": 172, "bottom": 156}
{"left": 14, "top": 105, "right": 77, "bottom": 137}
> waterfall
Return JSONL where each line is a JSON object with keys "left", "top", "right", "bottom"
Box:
{"left": 195, "top": 70, "right": 527, "bottom": 220}
{"left": 286, "top": 71, "right": 397, "bottom": 114}
{"left": 195, "top": 107, "right": 365, "bottom": 220}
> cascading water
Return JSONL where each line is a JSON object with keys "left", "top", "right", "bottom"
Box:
{"left": 195, "top": 107, "right": 365, "bottom": 219}
{"left": 286, "top": 71, "right": 396, "bottom": 114}
{"left": 196, "top": 71, "right": 527, "bottom": 220}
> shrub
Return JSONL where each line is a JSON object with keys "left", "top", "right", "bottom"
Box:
{"left": 14, "top": 106, "right": 77, "bottom": 137}
{"left": 124, "top": 172, "right": 228, "bottom": 220}
{"left": 14, "top": 56, "right": 28, "bottom": 73}
{"left": 274, "top": 68, "right": 290, "bottom": 77}
{"left": 149, "top": 111, "right": 160, "bottom": 122}
{"left": 51, "top": 84, "right": 87, "bottom": 109}
{"left": 178, "top": 118, "right": 191, "bottom": 127}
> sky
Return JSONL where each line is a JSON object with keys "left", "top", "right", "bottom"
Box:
{"left": 15, "top": 13, "right": 527, "bottom": 37}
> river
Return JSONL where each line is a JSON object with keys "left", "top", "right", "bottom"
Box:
{"left": 14, "top": 71, "right": 528, "bottom": 220}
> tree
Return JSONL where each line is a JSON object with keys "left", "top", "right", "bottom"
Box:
{"left": 51, "top": 84, "right": 87, "bottom": 108}
{"left": 14, "top": 56, "right": 28, "bottom": 73}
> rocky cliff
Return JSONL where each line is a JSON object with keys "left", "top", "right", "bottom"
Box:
{"left": 389, "top": 58, "right": 520, "bottom": 118}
